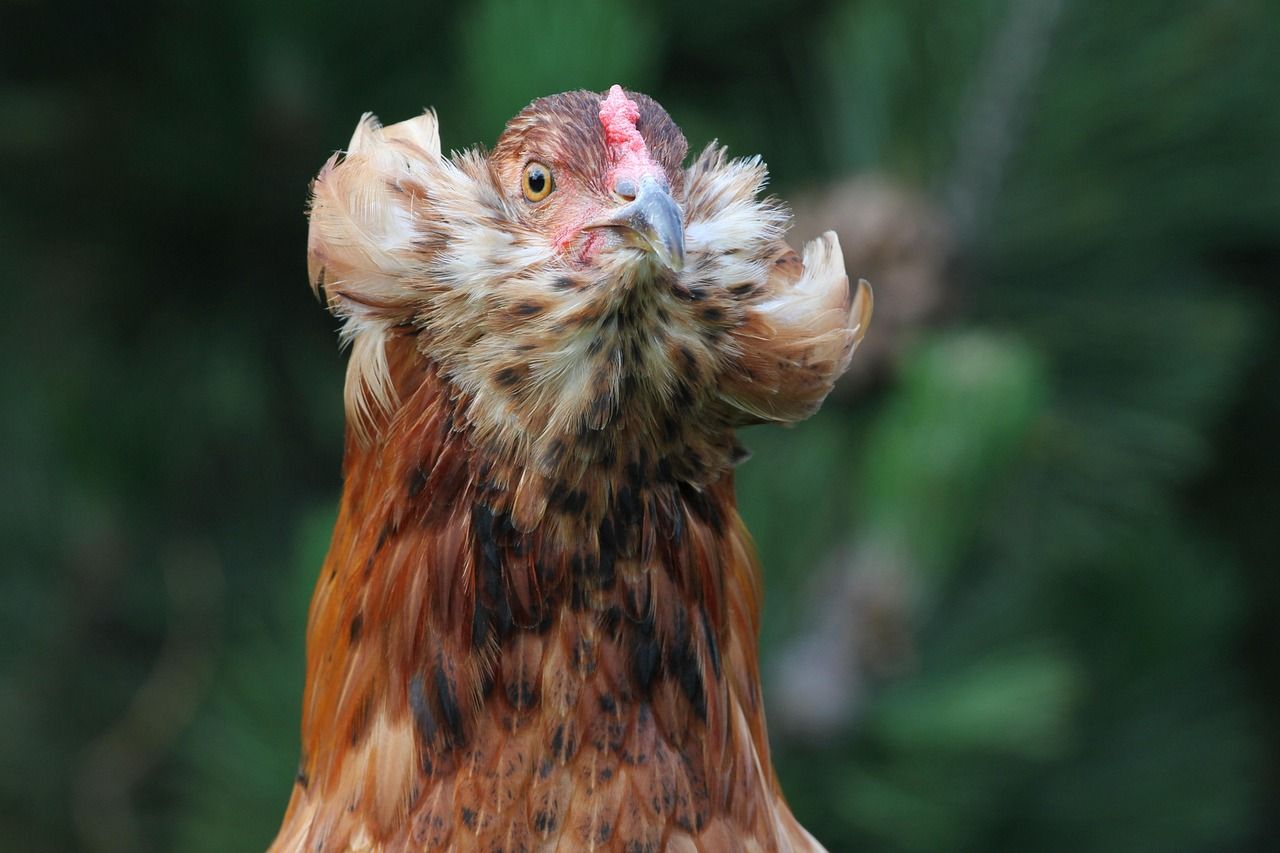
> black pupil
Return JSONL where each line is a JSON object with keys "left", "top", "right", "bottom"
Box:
{"left": 527, "top": 167, "right": 546, "bottom": 195}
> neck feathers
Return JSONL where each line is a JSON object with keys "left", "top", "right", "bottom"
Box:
{"left": 273, "top": 334, "right": 820, "bottom": 851}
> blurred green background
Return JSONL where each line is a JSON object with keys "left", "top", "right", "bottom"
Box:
{"left": 3, "top": 0, "right": 1278, "bottom": 850}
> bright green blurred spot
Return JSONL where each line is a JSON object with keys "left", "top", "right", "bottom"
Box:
{"left": 868, "top": 647, "right": 1080, "bottom": 759}
{"left": 461, "top": 0, "right": 657, "bottom": 140}
{"left": 858, "top": 332, "right": 1045, "bottom": 579}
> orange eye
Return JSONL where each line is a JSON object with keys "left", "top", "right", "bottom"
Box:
{"left": 522, "top": 162, "right": 553, "bottom": 202}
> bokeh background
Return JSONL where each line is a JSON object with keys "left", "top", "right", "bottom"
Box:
{"left": 4, "top": 0, "right": 1279, "bottom": 850}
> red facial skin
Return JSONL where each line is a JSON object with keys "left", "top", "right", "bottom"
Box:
{"left": 551, "top": 85, "right": 667, "bottom": 266}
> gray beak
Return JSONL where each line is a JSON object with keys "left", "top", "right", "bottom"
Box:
{"left": 587, "top": 175, "right": 685, "bottom": 272}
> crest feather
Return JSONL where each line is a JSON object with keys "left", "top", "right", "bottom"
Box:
{"left": 306, "top": 111, "right": 446, "bottom": 442}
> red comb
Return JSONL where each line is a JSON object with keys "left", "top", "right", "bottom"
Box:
{"left": 599, "top": 85, "right": 654, "bottom": 182}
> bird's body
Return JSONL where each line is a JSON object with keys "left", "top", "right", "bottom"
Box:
{"left": 273, "top": 87, "right": 869, "bottom": 852}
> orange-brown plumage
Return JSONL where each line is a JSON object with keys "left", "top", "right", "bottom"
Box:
{"left": 273, "top": 87, "right": 870, "bottom": 852}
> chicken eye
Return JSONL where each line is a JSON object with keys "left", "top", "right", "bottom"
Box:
{"left": 522, "top": 162, "right": 553, "bottom": 202}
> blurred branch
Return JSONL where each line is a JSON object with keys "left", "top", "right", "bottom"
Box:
{"left": 944, "top": 0, "right": 1068, "bottom": 247}
{"left": 770, "top": 0, "right": 1068, "bottom": 743}
{"left": 73, "top": 544, "right": 224, "bottom": 853}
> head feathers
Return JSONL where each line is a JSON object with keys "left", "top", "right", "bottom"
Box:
{"left": 306, "top": 91, "right": 870, "bottom": 468}
{"left": 307, "top": 111, "right": 443, "bottom": 442}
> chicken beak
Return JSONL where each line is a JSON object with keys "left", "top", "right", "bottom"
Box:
{"left": 587, "top": 176, "right": 685, "bottom": 272}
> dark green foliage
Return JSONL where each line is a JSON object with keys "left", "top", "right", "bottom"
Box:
{"left": 3, "top": 0, "right": 1277, "bottom": 850}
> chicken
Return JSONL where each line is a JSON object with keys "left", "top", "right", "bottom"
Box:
{"left": 272, "top": 86, "right": 871, "bottom": 852}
